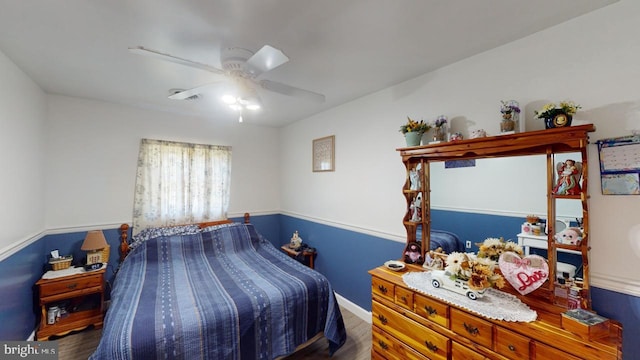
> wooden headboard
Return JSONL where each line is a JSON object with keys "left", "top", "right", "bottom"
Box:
{"left": 119, "top": 213, "right": 251, "bottom": 262}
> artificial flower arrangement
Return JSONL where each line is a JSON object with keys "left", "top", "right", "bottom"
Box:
{"left": 500, "top": 100, "right": 521, "bottom": 119}
{"left": 534, "top": 101, "right": 581, "bottom": 119}
{"left": 433, "top": 115, "right": 448, "bottom": 129}
{"left": 444, "top": 252, "right": 505, "bottom": 290}
{"left": 400, "top": 116, "right": 431, "bottom": 134}
{"left": 475, "top": 237, "right": 524, "bottom": 262}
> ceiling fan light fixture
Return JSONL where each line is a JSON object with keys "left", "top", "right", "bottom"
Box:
{"left": 221, "top": 94, "right": 237, "bottom": 104}
{"left": 222, "top": 93, "right": 261, "bottom": 111}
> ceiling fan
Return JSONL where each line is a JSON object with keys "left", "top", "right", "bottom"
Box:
{"left": 128, "top": 44, "right": 326, "bottom": 110}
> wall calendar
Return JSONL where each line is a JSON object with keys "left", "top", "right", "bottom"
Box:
{"left": 597, "top": 136, "right": 640, "bottom": 195}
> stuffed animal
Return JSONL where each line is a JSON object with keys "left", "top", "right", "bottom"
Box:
{"left": 404, "top": 242, "right": 423, "bottom": 264}
{"left": 554, "top": 227, "right": 582, "bottom": 245}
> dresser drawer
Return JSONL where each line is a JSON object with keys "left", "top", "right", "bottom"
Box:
{"left": 39, "top": 273, "right": 103, "bottom": 298}
{"left": 395, "top": 286, "right": 414, "bottom": 310}
{"left": 451, "top": 341, "right": 493, "bottom": 360}
{"left": 534, "top": 341, "right": 581, "bottom": 360}
{"left": 372, "top": 326, "right": 428, "bottom": 360}
{"left": 373, "top": 301, "right": 450, "bottom": 360}
{"left": 414, "top": 293, "right": 449, "bottom": 327}
{"left": 450, "top": 308, "right": 493, "bottom": 349}
{"left": 495, "top": 326, "right": 530, "bottom": 359}
{"left": 372, "top": 277, "right": 394, "bottom": 302}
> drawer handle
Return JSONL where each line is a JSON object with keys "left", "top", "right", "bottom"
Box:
{"left": 400, "top": 295, "right": 407, "bottom": 303}
{"left": 463, "top": 322, "right": 479, "bottom": 336}
{"left": 424, "top": 305, "right": 437, "bottom": 316}
{"left": 66, "top": 283, "right": 78, "bottom": 290}
{"left": 425, "top": 340, "right": 438, "bottom": 353}
{"left": 377, "top": 285, "right": 388, "bottom": 294}
{"left": 508, "top": 344, "right": 516, "bottom": 352}
{"left": 377, "top": 314, "right": 388, "bottom": 325}
{"left": 378, "top": 340, "right": 389, "bottom": 350}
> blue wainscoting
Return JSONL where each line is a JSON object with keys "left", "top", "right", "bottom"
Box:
{"left": 278, "top": 215, "right": 404, "bottom": 309}
{"left": 1, "top": 212, "right": 639, "bottom": 359}
{"left": 278, "top": 213, "right": 639, "bottom": 358}
{"left": 431, "top": 209, "right": 526, "bottom": 251}
{"left": 592, "top": 287, "right": 640, "bottom": 359}
{"left": 0, "top": 240, "right": 47, "bottom": 340}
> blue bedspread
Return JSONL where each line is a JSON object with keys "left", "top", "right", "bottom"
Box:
{"left": 90, "top": 223, "right": 346, "bottom": 360}
{"left": 415, "top": 229, "right": 464, "bottom": 254}
{"left": 430, "top": 229, "right": 465, "bottom": 253}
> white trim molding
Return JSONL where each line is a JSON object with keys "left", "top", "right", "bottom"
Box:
{"left": 591, "top": 272, "right": 640, "bottom": 297}
{"left": 335, "top": 292, "right": 371, "bottom": 324}
{"left": 280, "top": 211, "right": 406, "bottom": 243}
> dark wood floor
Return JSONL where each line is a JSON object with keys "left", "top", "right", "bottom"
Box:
{"left": 55, "top": 306, "right": 371, "bottom": 360}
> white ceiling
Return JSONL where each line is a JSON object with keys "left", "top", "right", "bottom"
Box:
{"left": 0, "top": 0, "right": 617, "bottom": 127}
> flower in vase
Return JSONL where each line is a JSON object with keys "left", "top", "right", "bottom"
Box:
{"left": 444, "top": 252, "right": 505, "bottom": 290}
{"left": 433, "top": 115, "right": 448, "bottom": 128}
{"left": 501, "top": 100, "right": 521, "bottom": 120}
{"left": 475, "top": 237, "right": 523, "bottom": 262}
{"left": 534, "top": 101, "right": 581, "bottom": 119}
{"left": 400, "top": 116, "right": 431, "bottom": 134}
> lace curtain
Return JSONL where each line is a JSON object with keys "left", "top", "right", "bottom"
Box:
{"left": 132, "top": 139, "right": 231, "bottom": 234}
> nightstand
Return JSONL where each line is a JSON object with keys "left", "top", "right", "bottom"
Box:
{"left": 281, "top": 245, "right": 316, "bottom": 269}
{"left": 35, "top": 267, "right": 106, "bottom": 340}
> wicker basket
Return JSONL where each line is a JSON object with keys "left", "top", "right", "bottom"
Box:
{"left": 101, "top": 245, "right": 110, "bottom": 263}
{"left": 49, "top": 256, "right": 73, "bottom": 271}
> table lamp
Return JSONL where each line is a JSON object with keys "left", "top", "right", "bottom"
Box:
{"left": 82, "top": 230, "right": 108, "bottom": 265}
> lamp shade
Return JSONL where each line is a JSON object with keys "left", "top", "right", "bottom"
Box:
{"left": 82, "top": 230, "right": 108, "bottom": 251}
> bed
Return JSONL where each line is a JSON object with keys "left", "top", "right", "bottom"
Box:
{"left": 413, "top": 228, "right": 465, "bottom": 254}
{"left": 429, "top": 229, "right": 465, "bottom": 253}
{"left": 90, "top": 215, "right": 347, "bottom": 360}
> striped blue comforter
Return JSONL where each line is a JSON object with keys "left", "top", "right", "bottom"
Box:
{"left": 90, "top": 223, "right": 346, "bottom": 360}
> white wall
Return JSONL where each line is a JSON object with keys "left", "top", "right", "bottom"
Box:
{"left": 45, "top": 95, "right": 281, "bottom": 230}
{"left": 0, "top": 49, "right": 47, "bottom": 254}
{"left": 280, "top": 0, "right": 640, "bottom": 296}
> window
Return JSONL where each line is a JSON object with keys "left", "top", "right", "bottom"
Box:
{"left": 132, "top": 139, "right": 231, "bottom": 234}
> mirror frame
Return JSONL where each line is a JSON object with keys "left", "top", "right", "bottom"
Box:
{"left": 398, "top": 124, "right": 595, "bottom": 310}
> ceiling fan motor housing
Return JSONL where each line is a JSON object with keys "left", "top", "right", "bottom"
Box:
{"left": 221, "top": 47, "right": 254, "bottom": 76}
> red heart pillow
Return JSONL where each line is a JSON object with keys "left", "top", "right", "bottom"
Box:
{"left": 498, "top": 252, "right": 549, "bottom": 295}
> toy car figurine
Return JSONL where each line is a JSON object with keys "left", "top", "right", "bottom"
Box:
{"left": 430, "top": 269, "right": 487, "bottom": 300}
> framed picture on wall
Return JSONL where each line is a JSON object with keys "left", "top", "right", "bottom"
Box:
{"left": 312, "top": 135, "right": 335, "bottom": 172}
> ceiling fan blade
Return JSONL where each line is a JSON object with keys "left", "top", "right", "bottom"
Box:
{"left": 129, "top": 46, "right": 224, "bottom": 75}
{"left": 242, "top": 45, "right": 289, "bottom": 77}
{"left": 168, "top": 83, "right": 222, "bottom": 100}
{"left": 259, "top": 79, "right": 325, "bottom": 103}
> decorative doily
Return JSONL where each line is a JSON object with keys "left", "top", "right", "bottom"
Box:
{"left": 402, "top": 271, "right": 537, "bottom": 322}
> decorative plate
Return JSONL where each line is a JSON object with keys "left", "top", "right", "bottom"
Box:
{"left": 384, "top": 260, "right": 406, "bottom": 271}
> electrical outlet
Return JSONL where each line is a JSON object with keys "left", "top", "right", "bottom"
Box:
{"left": 465, "top": 240, "right": 472, "bottom": 249}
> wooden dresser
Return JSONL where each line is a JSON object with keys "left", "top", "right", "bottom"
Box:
{"left": 370, "top": 266, "right": 622, "bottom": 360}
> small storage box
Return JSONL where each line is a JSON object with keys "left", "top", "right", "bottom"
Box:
{"left": 561, "top": 308, "right": 610, "bottom": 340}
{"left": 49, "top": 256, "right": 73, "bottom": 271}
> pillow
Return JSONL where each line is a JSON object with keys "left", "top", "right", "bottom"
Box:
{"left": 200, "top": 222, "right": 236, "bottom": 234}
{"left": 129, "top": 224, "right": 200, "bottom": 251}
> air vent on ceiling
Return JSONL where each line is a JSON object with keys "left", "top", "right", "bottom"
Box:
{"left": 169, "top": 89, "right": 200, "bottom": 100}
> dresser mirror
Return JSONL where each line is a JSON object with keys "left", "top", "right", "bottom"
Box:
{"left": 399, "top": 125, "right": 594, "bottom": 309}
{"left": 429, "top": 153, "right": 585, "bottom": 286}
